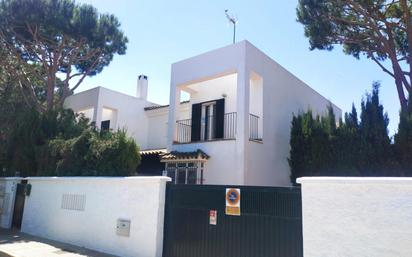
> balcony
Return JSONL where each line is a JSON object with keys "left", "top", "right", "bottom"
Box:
{"left": 174, "top": 113, "right": 261, "bottom": 143}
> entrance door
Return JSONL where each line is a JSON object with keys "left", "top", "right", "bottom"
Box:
{"left": 12, "top": 183, "right": 26, "bottom": 229}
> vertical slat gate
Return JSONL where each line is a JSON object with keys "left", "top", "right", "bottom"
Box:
{"left": 163, "top": 184, "right": 303, "bottom": 257}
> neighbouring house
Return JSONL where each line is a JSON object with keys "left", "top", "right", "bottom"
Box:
{"left": 65, "top": 40, "right": 341, "bottom": 186}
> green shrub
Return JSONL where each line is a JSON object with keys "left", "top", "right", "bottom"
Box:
{"left": 1, "top": 107, "right": 140, "bottom": 177}
{"left": 44, "top": 129, "right": 140, "bottom": 176}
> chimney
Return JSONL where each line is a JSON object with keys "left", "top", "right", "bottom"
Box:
{"left": 137, "top": 74, "right": 148, "bottom": 100}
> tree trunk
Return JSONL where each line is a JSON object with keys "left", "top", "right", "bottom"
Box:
{"left": 46, "top": 74, "right": 55, "bottom": 112}
{"left": 400, "top": 0, "right": 412, "bottom": 87}
{"left": 388, "top": 50, "right": 409, "bottom": 110}
{"left": 394, "top": 72, "right": 408, "bottom": 110}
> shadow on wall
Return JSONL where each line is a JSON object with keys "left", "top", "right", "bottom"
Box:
{"left": 137, "top": 152, "right": 165, "bottom": 176}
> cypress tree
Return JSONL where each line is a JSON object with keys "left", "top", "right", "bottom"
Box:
{"left": 394, "top": 97, "right": 412, "bottom": 175}
{"left": 307, "top": 114, "right": 329, "bottom": 176}
{"left": 334, "top": 104, "right": 360, "bottom": 176}
{"left": 288, "top": 114, "right": 305, "bottom": 184}
{"left": 288, "top": 83, "right": 395, "bottom": 183}
{"left": 289, "top": 108, "right": 336, "bottom": 183}
{"left": 358, "top": 82, "right": 392, "bottom": 176}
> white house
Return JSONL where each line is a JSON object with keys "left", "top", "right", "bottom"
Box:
{"left": 65, "top": 40, "right": 341, "bottom": 186}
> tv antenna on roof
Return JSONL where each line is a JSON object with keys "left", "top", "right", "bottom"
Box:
{"left": 225, "top": 9, "right": 238, "bottom": 44}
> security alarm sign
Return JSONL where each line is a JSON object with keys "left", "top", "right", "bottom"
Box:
{"left": 209, "top": 210, "right": 217, "bottom": 225}
{"left": 225, "top": 188, "right": 240, "bottom": 216}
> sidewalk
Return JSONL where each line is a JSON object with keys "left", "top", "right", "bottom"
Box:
{"left": 0, "top": 229, "right": 117, "bottom": 257}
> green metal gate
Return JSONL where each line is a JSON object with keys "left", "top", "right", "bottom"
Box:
{"left": 163, "top": 184, "right": 303, "bottom": 257}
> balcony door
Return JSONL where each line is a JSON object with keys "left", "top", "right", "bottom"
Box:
{"left": 191, "top": 98, "right": 225, "bottom": 142}
{"left": 201, "top": 102, "right": 216, "bottom": 141}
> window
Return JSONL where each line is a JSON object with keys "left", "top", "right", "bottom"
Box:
{"left": 101, "top": 120, "right": 110, "bottom": 131}
{"left": 187, "top": 169, "right": 197, "bottom": 184}
{"left": 177, "top": 170, "right": 186, "bottom": 184}
{"left": 165, "top": 162, "right": 204, "bottom": 184}
{"left": 167, "top": 170, "right": 176, "bottom": 183}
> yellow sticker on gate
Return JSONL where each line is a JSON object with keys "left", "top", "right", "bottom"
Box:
{"left": 225, "top": 188, "right": 240, "bottom": 216}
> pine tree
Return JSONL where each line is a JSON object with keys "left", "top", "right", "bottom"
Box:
{"left": 297, "top": 0, "right": 412, "bottom": 110}
{"left": 0, "top": 0, "right": 128, "bottom": 112}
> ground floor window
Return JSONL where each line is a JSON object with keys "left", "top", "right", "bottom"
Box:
{"left": 164, "top": 162, "right": 204, "bottom": 184}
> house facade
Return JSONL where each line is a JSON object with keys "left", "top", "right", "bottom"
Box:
{"left": 65, "top": 40, "right": 341, "bottom": 186}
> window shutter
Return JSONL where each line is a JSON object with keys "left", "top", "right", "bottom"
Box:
{"left": 215, "top": 98, "right": 225, "bottom": 139}
{"left": 191, "top": 103, "right": 201, "bottom": 142}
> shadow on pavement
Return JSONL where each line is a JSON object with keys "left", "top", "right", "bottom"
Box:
{"left": 0, "top": 228, "right": 117, "bottom": 257}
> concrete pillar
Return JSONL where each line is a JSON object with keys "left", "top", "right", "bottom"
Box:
{"left": 167, "top": 79, "right": 181, "bottom": 151}
{"left": 235, "top": 62, "right": 250, "bottom": 185}
{"left": 93, "top": 87, "right": 103, "bottom": 128}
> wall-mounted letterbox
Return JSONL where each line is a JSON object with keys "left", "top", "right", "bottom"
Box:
{"left": 116, "top": 219, "right": 131, "bottom": 237}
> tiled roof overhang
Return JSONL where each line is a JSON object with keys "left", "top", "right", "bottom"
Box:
{"left": 144, "top": 104, "right": 169, "bottom": 111}
{"left": 144, "top": 100, "right": 190, "bottom": 111}
{"left": 160, "top": 149, "right": 209, "bottom": 162}
{"left": 140, "top": 149, "right": 167, "bottom": 156}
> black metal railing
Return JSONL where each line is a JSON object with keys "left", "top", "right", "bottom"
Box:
{"left": 175, "top": 112, "right": 261, "bottom": 143}
{"left": 175, "top": 118, "right": 191, "bottom": 143}
{"left": 249, "top": 113, "right": 261, "bottom": 140}
{"left": 223, "top": 112, "right": 237, "bottom": 139}
{"left": 175, "top": 113, "right": 237, "bottom": 143}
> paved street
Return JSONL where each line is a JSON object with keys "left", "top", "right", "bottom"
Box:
{"left": 0, "top": 229, "right": 116, "bottom": 257}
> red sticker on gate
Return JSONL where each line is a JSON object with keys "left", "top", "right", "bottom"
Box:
{"left": 209, "top": 210, "right": 217, "bottom": 225}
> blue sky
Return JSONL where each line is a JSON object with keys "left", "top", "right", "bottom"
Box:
{"left": 76, "top": 0, "right": 400, "bottom": 135}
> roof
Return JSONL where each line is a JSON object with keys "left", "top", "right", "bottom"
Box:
{"left": 144, "top": 104, "right": 169, "bottom": 111}
{"left": 144, "top": 100, "right": 190, "bottom": 111}
{"left": 160, "top": 149, "right": 210, "bottom": 162}
{"left": 140, "top": 149, "right": 167, "bottom": 156}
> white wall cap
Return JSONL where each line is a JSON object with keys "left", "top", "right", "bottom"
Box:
{"left": 297, "top": 176, "right": 412, "bottom": 185}
{"left": 0, "top": 177, "right": 23, "bottom": 181}
{"left": 70, "top": 86, "right": 159, "bottom": 106}
{"left": 172, "top": 40, "right": 248, "bottom": 66}
{"left": 25, "top": 176, "right": 171, "bottom": 183}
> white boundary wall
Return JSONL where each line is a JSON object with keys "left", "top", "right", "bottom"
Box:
{"left": 298, "top": 177, "right": 412, "bottom": 257}
{"left": 21, "top": 176, "right": 170, "bottom": 257}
